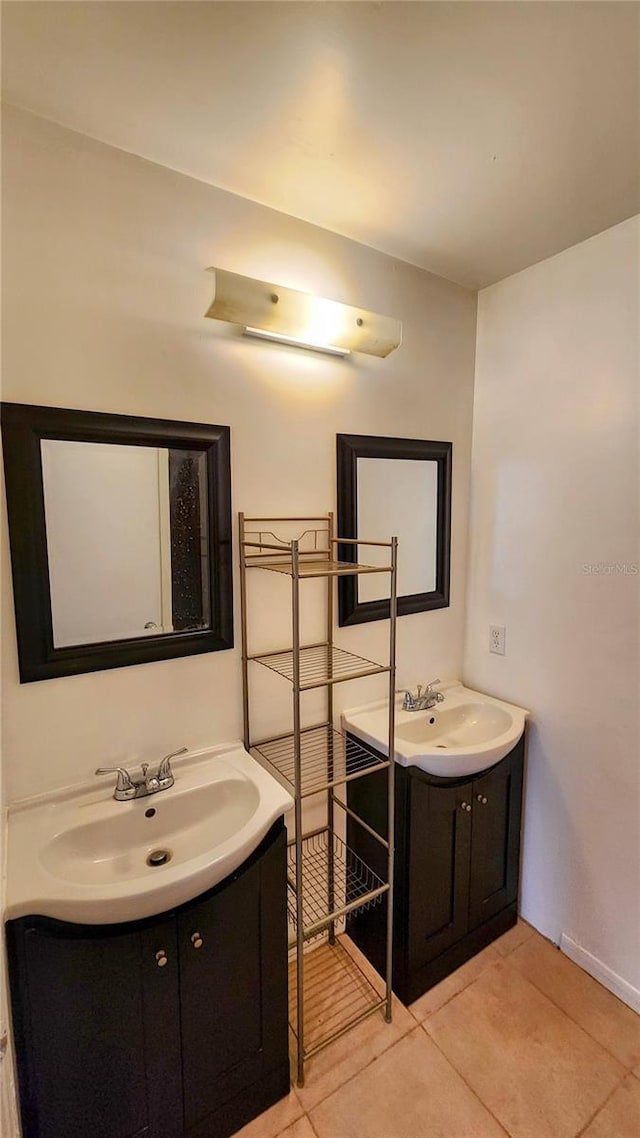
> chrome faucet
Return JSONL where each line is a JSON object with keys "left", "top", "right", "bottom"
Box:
{"left": 396, "top": 680, "right": 445, "bottom": 712}
{"left": 96, "top": 747, "right": 187, "bottom": 801}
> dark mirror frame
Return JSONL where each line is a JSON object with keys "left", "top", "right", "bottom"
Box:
{"left": 1, "top": 403, "right": 233, "bottom": 682}
{"left": 337, "top": 433, "right": 452, "bottom": 626}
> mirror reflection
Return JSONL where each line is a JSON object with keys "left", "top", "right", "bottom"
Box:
{"left": 41, "top": 440, "right": 211, "bottom": 647}
{"left": 357, "top": 457, "right": 438, "bottom": 603}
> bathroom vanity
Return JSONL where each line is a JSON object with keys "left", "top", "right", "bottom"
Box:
{"left": 5, "top": 743, "right": 293, "bottom": 1138}
{"left": 7, "top": 822, "right": 289, "bottom": 1138}
{"left": 343, "top": 685, "right": 527, "bottom": 1004}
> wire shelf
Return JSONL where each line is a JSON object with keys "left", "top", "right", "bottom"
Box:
{"left": 288, "top": 937, "right": 385, "bottom": 1058}
{"left": 247, "top": 555, "right": 391, "bottom": 578}
{"left": 252, "top": 644, "right": 389, "bottom": 689}
{"left": 252, "top": 724, "right": 390, "bottom": 798}
{"left": 241, "top": 523, "right": 393, "bottom": 579}
{"left": 288, "top": 829, "right": 387, "bottom": 941}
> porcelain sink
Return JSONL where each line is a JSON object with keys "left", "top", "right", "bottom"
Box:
{"left": 6, "top": 743, "right": 293, "bottom": 924}
{"left": 343, "top": 682, "right": 528, "bottom": 779}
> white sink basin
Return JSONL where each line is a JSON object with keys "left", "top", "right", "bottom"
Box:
{"left": 6, "top": 743, "right": 293, "bottom": 924}
{"left": 343, "top": 683, "right": 528, "bottom": 778}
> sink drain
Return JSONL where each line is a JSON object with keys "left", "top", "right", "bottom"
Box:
{"left": 146, "top": 848, "right": 172, "bottom": 867}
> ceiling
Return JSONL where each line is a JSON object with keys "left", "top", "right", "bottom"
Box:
{"left": 2, "top": 1, "right": 639, "bottom": 289}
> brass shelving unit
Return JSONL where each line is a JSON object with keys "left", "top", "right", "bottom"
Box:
{"left": 239, "top": 513, "right": 397, "bottom": 1086}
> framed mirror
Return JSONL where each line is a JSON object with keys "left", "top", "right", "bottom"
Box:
{"left": 2, "top": 404, "right": 233, "bottom": 681}
{"left": 337, "top": 433, "right": 452, "bottom": 626}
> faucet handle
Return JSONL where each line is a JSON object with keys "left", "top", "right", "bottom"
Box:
{"left": 423, "top": 678, "right": 441, "bottom": 691}
{"left": 395, "top": 689, "right": 415, "bottom": 710}
{"left": 95, "top": 766, "right": 134, "bottom": 793}
{"left": 157, "top": 746, "right": 187, "bottom": 781}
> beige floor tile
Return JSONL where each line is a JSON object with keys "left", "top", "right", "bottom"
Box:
{"left": 492, "top": 918, "right": 536, "bottom": 957}
{"left": 580, "top": 1074, "right": 640, "bottom": 1138}
{"left": 292, "top": 993, "right": 415, "bottom": 1113}
{"left": 277, "top": 1118, "right": 318, "bottom": 1138}
{"left": 290, "top": 936, "right": 392, "bottom": 1057}
{"left": 232, "top": 1089, "right": 303, "bottom": 1138}
{"left": 291, "top": 936, "right": 416, "bottom": 1113}
{"left": 507, "top": 934, "right": 640, "bottom": 1069}
{"left": 410, "top": 943, "right": 500, "bottom": 1021}
{"left": 425, "top": 960, "right": 625, "bottom": 1138}
{"left": 309, "top": 1027, "right": 508, "bottom": 1138}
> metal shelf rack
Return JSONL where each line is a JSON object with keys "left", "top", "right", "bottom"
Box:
{"left": 239, "top": 513, "right": 397, "bottom": 1086}
{"left": 286, "top": 827, "right": 388, "bottom": 942}
{"left": 252, "top": 725, "right": 388, "bottom": 799}
{"left": 250, "top": 644, "right": 389, "bottom": 688}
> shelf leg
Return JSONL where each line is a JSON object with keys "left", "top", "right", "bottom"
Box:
{"left": 294, "top": 797, "right": 305, "bottom": 1086}
{"left": 385, "top": 536, "right": 398, "bottom": 1023}
{"left": 291, "top": 541, "right": 305, "bottom": 1086}
{"left": 327, "top": 512, "right": 336, "bottom": 946}
{"left": 238, "top": 513, "right": 251, "bottom": 750}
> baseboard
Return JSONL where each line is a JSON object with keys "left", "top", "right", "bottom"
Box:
{"left": 560, "top": 934, "right": 640, "bottom": 1014}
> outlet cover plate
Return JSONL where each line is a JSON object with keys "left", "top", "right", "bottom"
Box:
{"left": 489, "top": 625, "right": 506, "bottom": 655}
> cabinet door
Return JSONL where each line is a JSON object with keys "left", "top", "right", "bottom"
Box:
{"left": 178, "top": 827, "right": 288, "bottom": 1133}
{"left": 9, "top": 920, "right": 153, "bottom": 1138}
{"left": 407, "top": 773, "right": 472, "bottom": 970}
{"left": 139, "top": 918, "right": 183, "bottom": 1138}
{"left": 468, "top": 743, "right": 524, "bottom": 930}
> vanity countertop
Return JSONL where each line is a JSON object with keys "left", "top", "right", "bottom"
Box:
{"left": 5, "top": 742, "right": 293, "bottom": 924}
{"left": 342, "top": 681, "right": 529, "bottom": 778}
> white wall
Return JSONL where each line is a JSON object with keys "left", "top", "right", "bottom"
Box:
{"left": 357, "top": 457, "right": 437, "bottom": 602}
{"left": 464, "top": 217, "right": 640, "bottom": 1002}
{"left": 0, "top": 735, "right": 15, "bottom": 1138}
{"left": 0, "top": 105, "right": 477, "bottom": 805}
{"left": 42, "top": 441, "right": 165, "bottom": 645}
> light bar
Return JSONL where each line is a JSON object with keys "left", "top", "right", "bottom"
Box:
{"left": 243, "top": 326, "right": 350, "bottom": 357}
{"left": 204, "top": 268, "right": 402, "bottom": 358}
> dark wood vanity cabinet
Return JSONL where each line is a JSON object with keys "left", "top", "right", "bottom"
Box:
{"left": 347, "top": 737, "right": 525, "bottom": 1005}
{"left": 7, "top": 821, "right": 289, "bottom": 1138}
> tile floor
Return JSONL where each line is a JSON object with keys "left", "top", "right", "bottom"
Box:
{"left": 235, "top": 921, "right": 640, "bottom": 1138}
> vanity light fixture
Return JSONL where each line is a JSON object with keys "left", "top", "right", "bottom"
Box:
{"left": 243, "top": 327, "right": 349, "bottom": 358}
{"left": 204, "top": 268, "right": 402, "bottom": 358}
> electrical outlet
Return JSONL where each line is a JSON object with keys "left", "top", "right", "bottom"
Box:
{"left": 489, "top": 625, "right": 506, "bottom": 655}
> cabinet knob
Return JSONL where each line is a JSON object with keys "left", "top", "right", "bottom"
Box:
{"left": 476, "top": 794, "right": 488, "bottom": 805}
{"left": 155, "top": 949, "right": 168, "bottom": 968}
{"left": 461, "top": 801, "right": 472, "bottom": 812}
{"left": 191, "top": 932, "right": 204, "bottom": 949}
